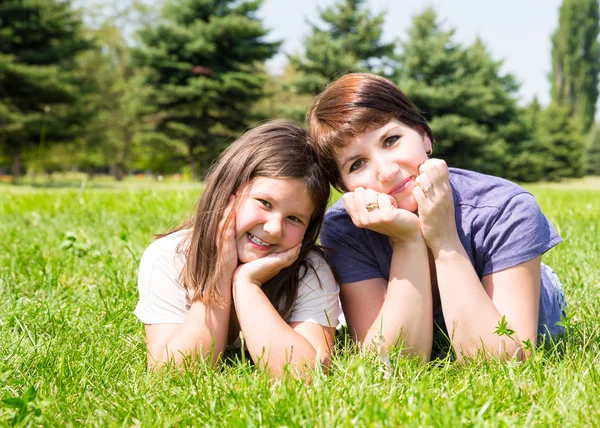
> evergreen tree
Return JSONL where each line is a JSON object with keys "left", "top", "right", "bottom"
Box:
{"left": 134, "top": 0, "right": 279, "bottom": 177}
{"left": 395, "top": 9, "right": 527, "bottom": 178}
{"left": 537, "top": 103, "right": 584, "bottom": 180}
{"left": 509, "top": 98, "right": 552, "bottom": 182}
{"left": 550, "top": 0, "right": 600, "bottom": 133}
{"left": 0, "top": 0, "right": 91, "bottom": 179}
{"left": 289, "top": 0, "right": 394, "bottom": 98}
{"left": 585, "top": 123, "right": 600, "bottom": 175}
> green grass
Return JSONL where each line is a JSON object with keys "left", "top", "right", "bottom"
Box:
{"left": 1, "top": 179, "right": 599, "bottom": 426}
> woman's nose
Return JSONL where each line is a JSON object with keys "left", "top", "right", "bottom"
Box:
{"left": 376, "top": 158, "right": 399, "bottom": 182}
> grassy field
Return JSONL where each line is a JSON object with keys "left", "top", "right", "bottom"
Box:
{"left": 1, "top": 178, "right": 599, "bottom": 426}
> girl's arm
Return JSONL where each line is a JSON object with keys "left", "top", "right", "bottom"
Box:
{"left": 143, "top": 202, "right": 238, "bottom": 368}
{"left": 340, "top": 188, "right": 433, "bottom": 361}
{"left": 144, "top": 280, "right": 233, "bottom": 367}
{"left": 414, "top": 159, "right": 540, "bottom": 360}
{"left": 232, "top": 246, "right": 336, "bottom": 377}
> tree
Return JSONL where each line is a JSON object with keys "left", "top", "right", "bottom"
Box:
{"left": 289, "top": 0, "right": 394, "bottom": 99}
{"left": 395, "top": 9, "right": 527, "bottom": 178}
{"left": 0, "top": 0, "right": 91, "bottom": 179}
{"left": 550, "top": 0, "right": 600, "bottom": 134}
{"left": 585, "top": 123, "right": 600, "bottom": 175}
{"left": 134, "top": 0, "right": 279, "bottom": 178}
{"left": 537, "top": 103, "right": 584, "bottom": 180}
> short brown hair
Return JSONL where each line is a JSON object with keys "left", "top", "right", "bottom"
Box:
{"left": 306, "top": 73, "right": 434, "bottom": 190}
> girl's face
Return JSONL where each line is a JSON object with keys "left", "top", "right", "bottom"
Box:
{"left": 335, "top": 119, "right": 432, "bottom": 213}
{"left": 235, "top": 177, "right": 314, "bottom": 263}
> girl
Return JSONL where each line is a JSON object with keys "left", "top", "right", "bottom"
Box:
{"left": 134, "top": 120, "right": 340, "bottom": 376}
{"left": 307, "top": 73, "right": 566, "bottom": 361}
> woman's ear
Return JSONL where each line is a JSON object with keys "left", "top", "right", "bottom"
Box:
{"left": 418, "top": 127, "right": 433, "bottom": 155}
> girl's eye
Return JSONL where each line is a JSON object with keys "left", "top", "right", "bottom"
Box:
{"left": 384, "top": 136, "right": 399, "bottom": 147}
{"left": 258, "top": 199, "right": 271, "bottom": 208}
{"left": 349, "top": 159, "right": 366, "bottom": 173}
{"left": 288, "top": 215, "right": 303, "bottom": 224}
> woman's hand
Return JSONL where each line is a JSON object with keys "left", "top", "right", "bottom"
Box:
{"left": 234, "top": 244, "right": 301, "bottom": 288}
{"left": 343, "top": 187, "right": 421, "bottom": 244}
{"left": 413, "top": 159, "right": 460, "bottom": 254}
{"left": 217, "top": 197, "right": 238, "bottom": 279}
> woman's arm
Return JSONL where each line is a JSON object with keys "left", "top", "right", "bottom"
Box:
{"left": 339, "top": 188, "right": 433, "bottom": 361}
{"left": 341, "top": 238, "right": 432, "bottom": 362}
{"left": 433, "top": 241, "right": 540, "bottom": 359}
{"left": 414, "top": 159, "right": 540, "bottom": 360}
{"left": 144, "top": 277, "right": 233, "bottom": 367}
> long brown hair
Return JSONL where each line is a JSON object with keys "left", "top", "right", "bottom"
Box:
{"left": 162, "top": 120, "right": 330, "bottom": 318}
{"left": 306, "top": 72, "right": 435, "bottom": 191}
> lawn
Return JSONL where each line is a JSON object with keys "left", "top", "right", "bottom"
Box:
{"left": 1, "top": 178, "right": 599, "bottom": 426}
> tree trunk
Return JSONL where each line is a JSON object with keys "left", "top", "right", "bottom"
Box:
{"left": 11, "top": 145, "right": 23, "bottom": 181}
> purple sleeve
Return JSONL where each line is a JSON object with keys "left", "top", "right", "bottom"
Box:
{"left": 482, "top": 193, "right": 561, "bottom": 276}
{"left": 321, "top": 210, "right": 385, "bottom": 284}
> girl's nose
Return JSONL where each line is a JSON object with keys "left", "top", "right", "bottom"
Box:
{"left": 263, "top": 216, "right": 283, "bottom": 238}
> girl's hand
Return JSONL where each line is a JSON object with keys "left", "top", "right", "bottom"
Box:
{"left": 234, "top": 244, "right": 301, "bottom": 287}
{"left": 217, "top": 196, "right": 238, "bottom": 278}
{"left": 413, "top": 159, "right": 460, "bottom": 253}
{"left": 343, "top": 187, "right": 421, "bottom": 244}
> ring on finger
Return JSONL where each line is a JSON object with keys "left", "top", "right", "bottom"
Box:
{"left": 365, "top": 201, "right": 379, "bottom": 211}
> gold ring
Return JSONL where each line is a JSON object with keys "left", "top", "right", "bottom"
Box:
{"left": 365, "top": 202, "right": 379, "bottom": 211}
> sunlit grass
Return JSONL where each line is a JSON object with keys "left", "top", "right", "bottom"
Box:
{"left": 1, "top": 179, "right": 599, "bottom": 425}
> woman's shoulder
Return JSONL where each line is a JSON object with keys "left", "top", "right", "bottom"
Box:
{"left": 449, "top": 167, "right": 533, "bottom": 209}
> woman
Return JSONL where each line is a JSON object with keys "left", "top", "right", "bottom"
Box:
{"left": 307, "top": 73, "right": 566, "bottom": 361}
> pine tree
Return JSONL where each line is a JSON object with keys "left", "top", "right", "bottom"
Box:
{"left": 585, "top": 123, "right": 600, "bottom": 175}
{"left": 395, "top": 9, "right": 527, "bottom": 178}
{"left": 0, "top": 0, "right": 91, "bottom": 179}
{"left": 289, "top": 0, "right": 394, "bottom": 98}
{"left": 537, "top": 104, "right": 584, "bottom": 180}
{"left": 134, "top": 0, "right": 279, "bottom": 177}
{"left": 550, "top": 0, "right": 600, "bottom": 133}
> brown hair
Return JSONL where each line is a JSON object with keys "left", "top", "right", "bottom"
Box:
{"left": 162, "top": 120, "right": 330, "bottom": 319}
{"left": 306, "top": 72, "right": 435, "bottom": 191}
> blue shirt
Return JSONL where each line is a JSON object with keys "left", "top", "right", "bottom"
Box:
{"left": 321, "top": 168, "right": 565, "bottom": 336}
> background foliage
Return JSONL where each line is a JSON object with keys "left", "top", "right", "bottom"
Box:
{"left": 1, "top": 0, "right": 599, "bottom": 180}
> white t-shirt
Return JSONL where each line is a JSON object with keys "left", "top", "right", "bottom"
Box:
{"left": 134, "top": 230, "right": 340, "bottom": 328}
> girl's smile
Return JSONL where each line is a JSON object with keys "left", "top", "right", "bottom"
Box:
{"left": 235, "top": 177, "right": 314, "bottom": 263}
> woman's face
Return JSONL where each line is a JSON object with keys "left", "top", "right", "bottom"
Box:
{"left": 234, "top": 177, "right": 314, "bottom": 263}
{"left": 335, "top": 119, "right": 432, "bottom": 213}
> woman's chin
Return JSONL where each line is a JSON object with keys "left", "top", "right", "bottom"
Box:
{"left": 395, "top": 195, "right": 418, "bottom": 213}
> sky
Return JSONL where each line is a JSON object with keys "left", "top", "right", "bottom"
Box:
{"left": 257, "top": 0, "right": 564, "bottom": 108}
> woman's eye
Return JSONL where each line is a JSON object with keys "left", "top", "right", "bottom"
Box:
{"left": 384, "top": 136, "right": 399, "bottom": 147}
{"left": 258, "top": 199, "right": 271, "bottom": 208}
{"left": 349, "top": 159, "right": 366, "bottom": 172}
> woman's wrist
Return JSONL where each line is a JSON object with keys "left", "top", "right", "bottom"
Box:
{"left": 429, "top": 235, "right": 464, "bottom": 260}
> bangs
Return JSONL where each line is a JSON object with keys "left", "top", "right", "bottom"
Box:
{"left": 312, "top": 107, "right": 395, "bottom": 155}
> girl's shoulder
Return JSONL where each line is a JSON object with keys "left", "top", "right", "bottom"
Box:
{"left": 300, "top": 250, "right": 339, "bottom": 293}
{"left": 139, "top": 229, "right": 191, "bottom": 272}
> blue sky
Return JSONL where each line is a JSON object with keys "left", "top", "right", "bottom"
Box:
{"left": 258, "top": 0, "right": 563, "bottom": 108}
